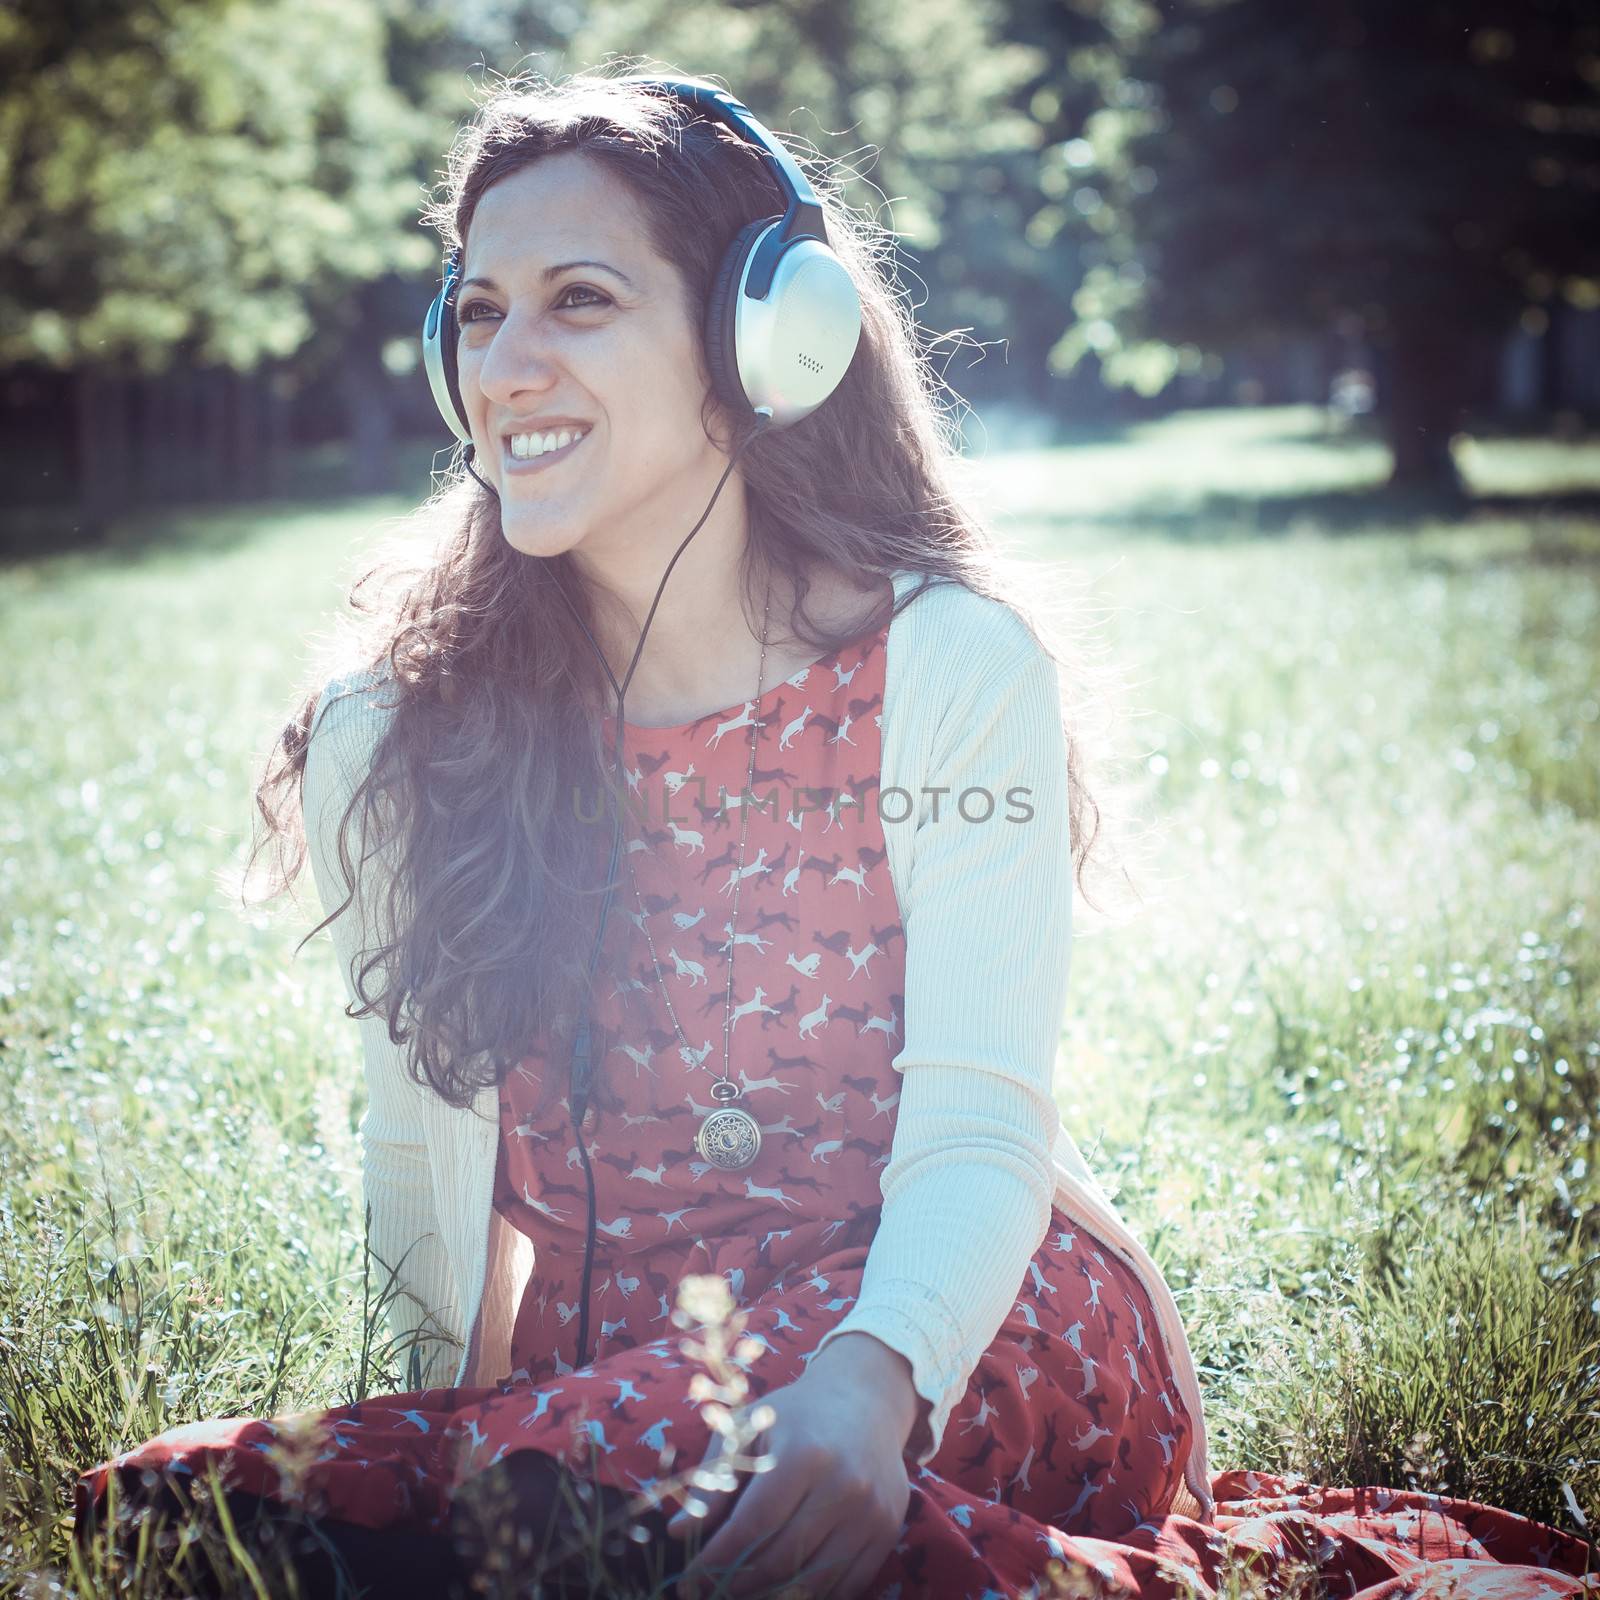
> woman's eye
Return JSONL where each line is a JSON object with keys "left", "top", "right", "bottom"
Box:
{"left": 457, "top": 285, "right": 610, "bottom": 324}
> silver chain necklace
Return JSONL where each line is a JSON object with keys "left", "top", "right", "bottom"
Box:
{"left": 619, "top": 576, "right": 773, "bottom": 1173}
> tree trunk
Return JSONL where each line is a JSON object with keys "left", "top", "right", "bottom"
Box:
{"left": 1536, "top": 298, "right": 1566, "bottom": 415}
{"left": 1380, "top": 322, "right": 1470, "bottom": 497}
{"left": 75, "top": 367, "right": 134, "bottom": 536}
{"left": 232, "top": 367, "right": 266, "bottom": 499}
{"left": 339, "top": 332, "right": 397, "bottom": 494}
{"left": 136, "top": 371, "right": 170, "bottom": 505}
{"left": 198, "top": 366, "right": 229, "bottom": 501}
{"left": 264, "top": 363, "right": 292, "bottom": 496}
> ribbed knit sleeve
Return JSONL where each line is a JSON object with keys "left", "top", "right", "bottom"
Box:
{"left": 302, "top": 671, "right": 464, "bottom": 1389}
{"left": 809, "top": 633, "right": 1073, "bottom": 1467}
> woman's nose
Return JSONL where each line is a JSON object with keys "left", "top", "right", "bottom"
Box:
{"left": 472, "top": 311, "right": 563, "bottom": 403}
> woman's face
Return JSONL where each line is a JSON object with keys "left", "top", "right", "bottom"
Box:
{"left": 456, "top": 151, "right": 728, "bottom": 563}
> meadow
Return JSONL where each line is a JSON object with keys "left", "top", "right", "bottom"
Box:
{"left": 1, "top": 404, "right": 1596, "bottom": 1595}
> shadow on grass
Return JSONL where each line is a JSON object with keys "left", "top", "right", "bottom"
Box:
{"left": 1027, "top": 485, "right": 1600, "bottom": 544}
{"left": 0, "top": 439, "right": 452, "bottom": 570}
{"left": 7, "top": 426, "right": 1600, "bottom": 570}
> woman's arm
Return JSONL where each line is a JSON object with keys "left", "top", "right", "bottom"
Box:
{"left": 809, "top": 638, "right": 1073, "bottom": 1465}
{"left": 303, "top": 672, "right": 463, "bottom": 1388}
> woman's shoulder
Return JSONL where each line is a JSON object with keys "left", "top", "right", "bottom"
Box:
{"left": 887, "top": 569, "right": 1052, "bottom": 700}
{"left": 303, "top": 663, "right": 403, "bottom": 812}
{"left": 307, "top": 663, "right": 400, "bottom": 754}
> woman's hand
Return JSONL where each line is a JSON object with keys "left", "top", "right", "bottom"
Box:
{"left": 666, "top": 1334, "right": 921, "bottom": 1599}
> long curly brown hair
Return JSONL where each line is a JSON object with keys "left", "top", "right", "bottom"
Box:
{"left": 244, "top": 57, "right": 1135, "bottom": 1116}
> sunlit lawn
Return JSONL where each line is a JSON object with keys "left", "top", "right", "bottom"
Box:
{"left": 2, "top": 405, "right": 1597, "bottom": 1596}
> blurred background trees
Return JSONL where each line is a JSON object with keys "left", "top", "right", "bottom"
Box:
{"left": 2, "top": 0, "right": 1596, "bottom": 544}
{"left": 1061, "top": 0, "right": 1600, "bottom": 495}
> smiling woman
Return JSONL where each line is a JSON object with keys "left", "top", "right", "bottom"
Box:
{"left": 448, "top": 147, "right": 752, "bottom": 584}
{"left": 71, "top": 55, "right": 1596, "bottom": 1600}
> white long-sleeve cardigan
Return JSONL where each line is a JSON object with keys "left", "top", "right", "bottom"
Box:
{"left": 301, "top": 566, "right": 1216, "bottom": 1523}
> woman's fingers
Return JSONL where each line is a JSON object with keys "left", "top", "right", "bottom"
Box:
{"left": 667, "top": 1436, "right": 739, "bottom": 1540}
{"left": 821, "top": 1527, "right": 895, "bottom": 1600}
{"left": 676, "top": 1445, "right": 814, "bottom": 1598}
{"left": 752, "top": 1510, "right": 870, "bottom": 1600}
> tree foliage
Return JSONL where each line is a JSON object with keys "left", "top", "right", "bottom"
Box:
{"left": 1052, "top": 0, "right": 1600, "bottom": 486}
{"left": 0, "top": 0, "right": 443, "bottom": 373}
{"left": 4, "top": 0, "right": 1594, "bottom": 503}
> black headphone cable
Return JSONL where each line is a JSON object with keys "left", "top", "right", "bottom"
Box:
{"left": 462, "top": 411, "right": 773, "bottom": 1369}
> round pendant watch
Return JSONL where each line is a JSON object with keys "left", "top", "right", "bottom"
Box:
{"left": 694, "top": 1081, "right": 763, "bottom": 1170}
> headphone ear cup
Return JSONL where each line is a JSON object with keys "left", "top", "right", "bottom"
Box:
{"left": 703, "top": 216, "right": 775, "bottom": 419}
{"left": 423, "top": 282, "right": 472, "bottom": 445}
{"left": 443, "top": 312, "right": 467, "bottom": 440}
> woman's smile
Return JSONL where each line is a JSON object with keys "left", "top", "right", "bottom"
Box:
{"left": 501, "top": 427, "right": 592, "bottom": 476}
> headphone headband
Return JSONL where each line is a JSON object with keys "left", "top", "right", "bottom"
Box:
{"left": 421, "top": 73, "right": 862, "bottom": 446}
{"left": 624, "top": 75, "right": 830, "bottom": 299}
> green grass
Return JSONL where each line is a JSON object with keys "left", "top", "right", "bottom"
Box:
{"left": 2, "top": 404, "right": 1597, "bottom": 1596}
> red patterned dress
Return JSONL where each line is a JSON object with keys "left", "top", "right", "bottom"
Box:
{"left": 76, "top": 612, "right": 1594, "bottom": 1599}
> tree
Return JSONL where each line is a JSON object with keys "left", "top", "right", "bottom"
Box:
{"left": 559, "top": 0, "right": 1045, "bottom": 403}
{"left": 926, "top": 0, "right": 1115, "bottom": 416}
{"left": 0, "top": 0, "right": 444, "bottom": 508}
{"left": 1051, "top": 0, "right": 1600, "bottom": 494}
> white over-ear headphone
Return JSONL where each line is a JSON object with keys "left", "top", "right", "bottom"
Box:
{"left": 421, "top": 73, "right": 863, "bottom": 443}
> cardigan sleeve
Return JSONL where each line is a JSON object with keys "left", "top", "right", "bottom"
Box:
{"left": 808, "top": 637, "right": 1073, "bottom": 1466}
{"left": 302, "top": 672, "right": 464, "bottom": 1389}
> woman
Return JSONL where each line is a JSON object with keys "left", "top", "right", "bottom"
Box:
{"left": 75, "top": 62, "right": 1593, "bottom": 1600}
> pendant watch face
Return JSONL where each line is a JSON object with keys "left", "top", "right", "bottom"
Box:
{"left": 695, "top": 1106, "right": 761, "bottom": 1170}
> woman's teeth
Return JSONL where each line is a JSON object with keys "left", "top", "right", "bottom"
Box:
{"left": 508, "top": 427, "right": 589, "bottom": 460}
